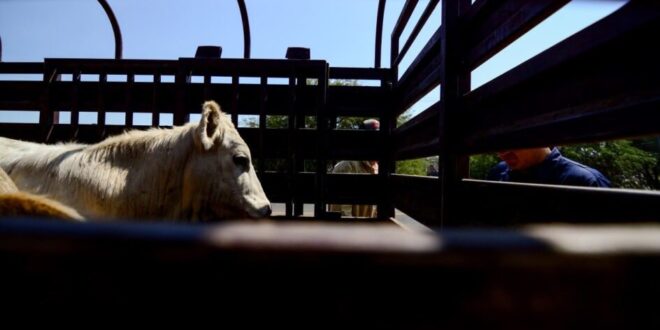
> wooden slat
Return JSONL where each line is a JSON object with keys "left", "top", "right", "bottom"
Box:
{"left": 391, "top": 174, "right": 441, "bottom": 226}
{"left": 393, "top": 101, "right": 441, "bottom": 160}
{"left": 458, "top": 179, "right": 660, "bottom": 226}
{"left": 462, "top": 0, "right": 569, "bottom": 69}
{"left": 462, "top": 2, "right": 660, "bottom": 154}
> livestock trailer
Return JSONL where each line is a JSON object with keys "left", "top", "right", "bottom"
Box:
{"left": 1, "top": 0, "right": 659, "bottom": 327}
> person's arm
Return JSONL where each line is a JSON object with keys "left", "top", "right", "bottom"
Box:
{"left": 560, "top": 160, "right": 611, "bottom": 188}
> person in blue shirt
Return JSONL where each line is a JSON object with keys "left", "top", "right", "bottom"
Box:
{"left": 487, "top": 147, "right": 611, "bottom": 187}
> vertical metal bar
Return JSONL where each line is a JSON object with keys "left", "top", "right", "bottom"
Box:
{"left": 41, "top": 64, "right": 57, "bottom": 142}
{"left": 286, "top": 76, "right": 297, "bottom": 217}
{"left": 314, "top": 64, "right": 329, "bottom": 219}
{"left": 231, "top": 75, "right": 239, "bottom": 127}
{"left": 152, "top": 73, "right": 161, "bottom": 127}
{"left": 174, "top": 66, "right": 190, "bottom": 126}
{"left": 125, "top": 72, "right": 134, "bottom": 127}
{"left": 258, "top": 75, "right": 267, "bottom": 177}
{"left": 98, "top": 72, "right": 107, "bottom": 139}
{"left": 378, "top": 73, "right": 396, "bottom": 220}
{"left": 203, "top": 74, "right": 211, "bottom": 101}
{"left": 71, "top": 69, "right": 81, "bottom": 129}
{"left": 438, "top": 0, "right": 472, "bottom": 228}
{"left": 294, "top": 76, "right": 306, "bottom": 217}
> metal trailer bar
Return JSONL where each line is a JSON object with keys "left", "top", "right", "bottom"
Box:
{"left": 97, "top": 0, "right": 123, "bottom": 59}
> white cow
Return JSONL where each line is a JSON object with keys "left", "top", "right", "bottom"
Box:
{"left": 0, "top": 101, "right": 271, "bottom": 221}
{"left": 0, "top": 167, "right": 83, "bottom": 220}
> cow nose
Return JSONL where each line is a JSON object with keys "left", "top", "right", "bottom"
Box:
{"left": 260, "top": 205, "right": 272, "bottom": 217}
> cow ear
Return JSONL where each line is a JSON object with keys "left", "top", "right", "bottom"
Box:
{"left": 195, "top": 100, "right": 222, "bottom": 151}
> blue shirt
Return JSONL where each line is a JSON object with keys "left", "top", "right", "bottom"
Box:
{"left": 487, "top": 148, "right": 611, "bottom": 187}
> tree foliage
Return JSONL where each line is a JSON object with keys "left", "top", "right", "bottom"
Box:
{"left": 559, "top": 141, "right": 657, "bottom": 189}
{"left": 469, "top": 153, "right": 500, "bottom": 180}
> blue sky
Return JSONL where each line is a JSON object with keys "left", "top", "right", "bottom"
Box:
{"left": 0, "top": 0, "right": 627, "bottom": 124}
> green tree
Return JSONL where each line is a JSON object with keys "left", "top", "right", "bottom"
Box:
{"left": 632, "top": 137, "right": 660, "bottom": 189}
{"left": 469, "top": 153, "right": 500, "bottom": 180}
{"left": 560, "top": 140, "right": 657, "bottom": 189}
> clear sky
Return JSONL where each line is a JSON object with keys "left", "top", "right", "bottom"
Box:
{"left": 0, "top": 0, "right": 627, "bottom": 124}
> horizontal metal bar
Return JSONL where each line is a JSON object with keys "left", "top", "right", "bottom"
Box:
{"left": 461, "top": 1, "right": 660, "bottom": 153}
{"left": 44, "top": 58, "right": 179, "bottom": 74}
{"left": 460, "top": 179, "right": 660, "bottom": 225}
{"left": 0, "top": 62, "right": 44, "bottom": 74}
{"left": 327, "top": 85, "right": 389, "bottom": 117}
{"left": 396, "top": 26, "right": 442, "bottom": 112}
{"left": 0, "top": 82, "right": 43, "bottom": 109}
{"left": 391, "top": 0, "right": 420, "bottom": 42}
{"left": 329, "top": 67, "right": 392, "bottom": 81}
{"left": 462, "top": 0, "right": 569, "bottom": 69}
{"left": 179, "top": 58, "right": 327, "bottom": 78}
{"left": 396, "top": 0, "right": 439, "bottom": 66}
{"left": 393, "top": 101, "right": 441, "bottom": 160}
{"left": 325, "top": 174, "right": 384, "bottom": 204}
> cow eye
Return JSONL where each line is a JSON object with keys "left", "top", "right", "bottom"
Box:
{"left": 233, "top": 155, "right": 250, "bottom": 169}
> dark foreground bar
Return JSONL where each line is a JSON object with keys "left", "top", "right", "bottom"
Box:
{"left": 1, "top": 218, "right": 659, "bottom": 327}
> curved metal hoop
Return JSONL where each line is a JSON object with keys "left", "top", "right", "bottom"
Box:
{"left": 97, "top": 0, "right": 123, "bottom": 59}
{"left": 96, "top": 0, "right": 250, "bottom": 60}
{"left": 236, "top": 0, "right": 251, "bottom": 59}
{"left": 375, "top": 0, "right": 386, "bottom": 68}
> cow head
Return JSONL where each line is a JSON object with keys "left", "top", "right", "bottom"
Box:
{"left": 184, "top": 101, "right": 271, "bottom": 220}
